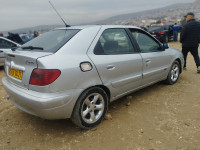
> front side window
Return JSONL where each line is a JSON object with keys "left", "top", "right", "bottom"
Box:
{"left": 94, "top": 28, "right": 135, "bottom": 55}
{"left": 130, "top": 29, "right": 161, "bottom": 52}
{"left": 20, "top": 29, "right": 80, "bottom": 52}
{"left": 0, "top": 39, "right": 17, "bottom": 49}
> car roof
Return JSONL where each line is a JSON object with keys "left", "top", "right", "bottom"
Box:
{"left": 56, "top": 25, "right": 140, "bottom": 30}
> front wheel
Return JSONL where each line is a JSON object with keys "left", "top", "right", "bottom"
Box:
{"left": 165, "top": 60, "right": 180, "bottom": 85}
{"left": 71, "top": 87, "right": 108, "bottom": 129}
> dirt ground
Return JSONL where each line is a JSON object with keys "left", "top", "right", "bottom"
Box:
{"left": 0, "top": 42, "right": 200, "bottom": 150}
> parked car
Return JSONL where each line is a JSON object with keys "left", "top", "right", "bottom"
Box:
{"left": 148, "top": 24, "right": 173, "bottom": 43}
{"left": 2, "top": 25, "right": 184, "bottom": 129}
{"left": 0, "top": 36, "right": 21, "bottom": 66}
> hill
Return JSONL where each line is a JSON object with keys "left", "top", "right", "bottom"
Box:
{"left": 94, "top": 0, "right": 200, "bottom": 25}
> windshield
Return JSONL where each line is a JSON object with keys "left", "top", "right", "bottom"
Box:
{"left": 20, "top": 29, "right": 80, "bottom": 52}
{"left": 149, "top": 26, "right": 163, "bottom": 32}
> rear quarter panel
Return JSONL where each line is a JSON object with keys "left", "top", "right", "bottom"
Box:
{"left": 29, "top": 26, "right": 103, "bottom": 93}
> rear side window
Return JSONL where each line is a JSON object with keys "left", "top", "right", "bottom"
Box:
{"left": 20, "top": 29, "right": 80, "bottom": 52}
{"left": 94, "top": 28, "right": 135, "bottom": 55}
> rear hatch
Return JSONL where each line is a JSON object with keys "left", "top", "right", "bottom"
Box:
{"left": 4, "top": 28, "right": 80, "bottom": 89}
{"left": 4, "top": 50, "right": 52, "bottom": 89}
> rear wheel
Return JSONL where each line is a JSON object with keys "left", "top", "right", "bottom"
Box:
{"left": 71, "top": 87, "right": 108, "bottom": 129}
{"left": 165, "top": 60, "right": 180, "bottom": 85}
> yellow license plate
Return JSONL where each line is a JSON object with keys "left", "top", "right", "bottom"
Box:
{"left": 152, "top": 34, "right": 156, "bottom": 36}
{"left": 8, "top": 67, "right": 23, "bottom": 80}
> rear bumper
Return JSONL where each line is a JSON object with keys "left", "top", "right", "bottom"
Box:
{"left": 2, "top": 76, "right": 83, "bottom": 119}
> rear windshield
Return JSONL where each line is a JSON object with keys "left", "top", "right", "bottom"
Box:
{"left": 149, "top": 26, "right": 163, "bottom": 31}
{"left": 20, "top": 29, "right": 80, "bottom": 52}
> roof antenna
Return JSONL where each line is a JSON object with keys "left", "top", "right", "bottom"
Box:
{"left": 49, "top": 1, "right": 70, "bottom": 27}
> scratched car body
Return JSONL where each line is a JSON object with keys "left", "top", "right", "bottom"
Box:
{"left": 2, "top": 25, "right": 184, "bottom": 129}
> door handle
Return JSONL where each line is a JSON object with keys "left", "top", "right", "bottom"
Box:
{"left": 145, "top": 59, "right": 151, "bottom": 64}
{"left": 106, "top": 65, "right": 115, "bottom": 70}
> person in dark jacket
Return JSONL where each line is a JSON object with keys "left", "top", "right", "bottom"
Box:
{"left": 180, "top": 12, "right": 200, "bottom": 73}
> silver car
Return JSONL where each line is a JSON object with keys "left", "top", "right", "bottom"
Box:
{"left": 2, "top": 25, "right": 184, "bottom": 129}
{"left": 0, "top": 37, "right": 21, "bottom": 66}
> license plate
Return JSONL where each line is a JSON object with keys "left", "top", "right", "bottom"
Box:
{"left": 9, "top": 67, "right": 23, "bottom": 80}
{"left": 152, "top": 34, "right": 156, "bottom": 36}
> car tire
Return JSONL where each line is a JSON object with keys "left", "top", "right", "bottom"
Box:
{"left": 71, "top": 87, "right": 108, "bottom": 129}
{"left": 165, "top": 60, "right": 180, "bottom": 85}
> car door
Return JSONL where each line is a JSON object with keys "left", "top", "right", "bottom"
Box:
{"left": 129, "top": 28, "right": 171, "bottom": 86}
{"left": 88, "top": 28, "right": 143, "bottom": 99}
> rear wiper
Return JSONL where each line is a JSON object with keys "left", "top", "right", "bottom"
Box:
{"left": 21, "top": 46, "right": 44, "bottom": 50}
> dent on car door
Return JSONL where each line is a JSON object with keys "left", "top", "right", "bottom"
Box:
{"left": 89, "top": 28, "right": 143, "bottom": 99}
{"left": 129, "top": 29, "right": 171, "bottom": 85}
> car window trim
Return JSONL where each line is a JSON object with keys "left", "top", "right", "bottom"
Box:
{"left": 125, "top": 28, "right": 141, "bottom": 52}
{"left": 124, "top": 28, "right": 140, "bottom": 53}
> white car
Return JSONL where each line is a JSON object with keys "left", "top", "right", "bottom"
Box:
{"left": 0, "top": 36, "right": 21, "bottom": 66}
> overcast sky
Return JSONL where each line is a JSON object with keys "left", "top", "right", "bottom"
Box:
{"left": 0, "top": 0, "right": 195, "bottom": 31}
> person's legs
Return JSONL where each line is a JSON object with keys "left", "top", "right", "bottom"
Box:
{"left": 174, "top": 31, "right": 178, "bottom": 41}
{"left": 182, "top": 47, "right": 189, "bottom": 68}
{"left": 190, "top": 47, "right": 200, "bottom": 67}
{"left": 173, "top": 32, "right": 176, "bottom": 41}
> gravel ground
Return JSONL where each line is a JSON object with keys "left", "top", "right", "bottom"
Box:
{"left": 0, "top": 41, "right": 200, "bottom": 150}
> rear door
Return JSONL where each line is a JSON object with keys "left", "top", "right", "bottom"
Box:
{"left": 88, "top": 28, "right": 143, "bottom": 98}
{"left": 129, "top": 28, "right": 171, "bottom": 86}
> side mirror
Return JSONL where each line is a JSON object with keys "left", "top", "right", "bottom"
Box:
{"left": 162, "top": 43, "right": 169, "bottom": 50}
{"left": 0, "top": 50, "right": 3, "bottom": 53}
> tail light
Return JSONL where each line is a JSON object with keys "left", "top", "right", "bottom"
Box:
{"left": 158, "top": 31, "right": 165, "bottom": 34}
{"left": 30, "top": 69, "right": 61, "bottom": 86}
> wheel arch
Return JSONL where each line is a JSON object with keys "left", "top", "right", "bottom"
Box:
{"left": 95, "top": 85, "right": 111, "bottom": 103}
{"left": 79, "top": 85, "right": 111, "bottom": 103}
